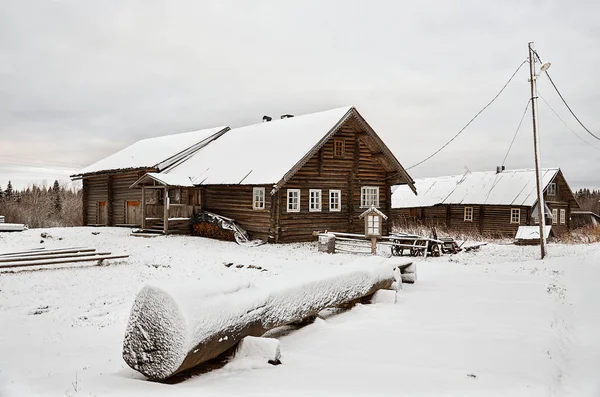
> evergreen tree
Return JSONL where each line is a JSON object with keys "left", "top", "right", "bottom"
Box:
{"left": 5, "top": 181, "right": 13, "bottom": 199}
{"left": 52, "top": 180, "right": 62, "bottom": 213}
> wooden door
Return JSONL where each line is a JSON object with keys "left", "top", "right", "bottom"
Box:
{"left": 98, "top": 201, "right": 107, "bottom": 225}
{"left": 126, "top": 201, "right": 142, "bottom": 225}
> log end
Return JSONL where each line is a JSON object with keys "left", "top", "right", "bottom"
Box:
{"left": 122, "top": 285, "right": 188, "bottom": 380}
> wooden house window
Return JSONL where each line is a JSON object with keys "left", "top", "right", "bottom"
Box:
{"left": 333, "top": 140, "right": 345, "bottom": 157}
{"left": 510, "top": 208, "right": 520, "bottom": 224}
{"left": 361, "top": 186, "right": 379, "bottom": 208}
{"left": 253, "top": 187, "right": 265, "bottom": 210}
{"left": 168, "top": 189, "right": 181, "bottom": 204}
{"left": 464, "top": 207, "right": 473, "bottom": 222}
{"left": 329, "top": 190, "right": 341, "bottom": 212}
{"left": 560, "top": 209, "right": 566, "bottom": 224}
{"left": 547, "top": 183, "right": 556, "bottom": 196}
{"left": 366, "top": 214, "right": 381, "bottom": 236}
{"left": 552, "top": 208, "right": 558, "bottom": 225}
{"left": 309, "top": 189, "right": 322, "bottom": 212}
{"left": 287, "top": 189, "right": 300, "bottom": 212}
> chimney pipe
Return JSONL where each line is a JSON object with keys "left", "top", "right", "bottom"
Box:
{"left": 262, "top": 115, "right": 272, "bottom": 122}
{"left": 280, "top": 114, "right": 294, "bottom": 119}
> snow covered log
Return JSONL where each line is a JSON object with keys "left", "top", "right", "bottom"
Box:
{"left": 122, "top": 259, "right": 394, "bottom": 380}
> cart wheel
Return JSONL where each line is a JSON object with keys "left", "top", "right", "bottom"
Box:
{"left": 391, "top": 245, "right": 401, "bottom": 256}
{"left": 431, "top": 244, "right": 441, "bottom": 257}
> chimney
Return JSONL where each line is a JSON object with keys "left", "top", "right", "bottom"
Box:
{"left": 280, "top": 114, "right": 294, "bottom": 119}
{"left": 262, "top": 115, "right": 272, "bottom": 122}
{"left": 496, "top": 165, "right": 505, "bottom": 174}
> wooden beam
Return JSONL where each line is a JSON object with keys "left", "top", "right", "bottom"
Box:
{"left": 107, "top": 175, "right": 114, "bottom": 226}
{"left": 0, "top": 251, "right": 111, "bottom": 263}
{"left": 0, "top": 254, "right": 129, "bottom": 269}
{"left": 163, "top": 187, "right": 169, "bottom": 234}
{"left": 141, "top": 186, "right": 146, "bottom": 230}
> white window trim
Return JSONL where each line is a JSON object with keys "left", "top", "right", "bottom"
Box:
{"left": 510, "top": 208, "right": 520, "bottom": 224}
{"left": 309, "top": 189, "right": 322, "bottom": 212}
{"left": 547, "top": 182, "right": 556, "bottom": 196}
{"left": 464, "top": 207, "right": 473, "bottom": 222}
{"left": 329, "top": 189, "right": 341, "bottom": 212}
{"left": 560, "top": 209, "right": 566, "bottom": 224}
{"left": 552, "top": 208, "right": 558, "bottom": 225}
{"left": 287, "top": 189, "right": 300, "bottom": 213}
{"left": 361, "top": 186, "right": 380, "bottom": 208}
{"left": 252, "top": 187, "right": 265, "bottom": 210}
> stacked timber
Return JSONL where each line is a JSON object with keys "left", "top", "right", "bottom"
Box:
{"left": 0, "top": 247, "right": 128, "bottom": 269}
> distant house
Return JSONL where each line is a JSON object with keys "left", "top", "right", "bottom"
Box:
{"left": 391, "top": 168, "right": 580, "bottom": 237}
{"left": 72, "top": 106, "right": 415, "bottom": 242}
{"left": 570, "top": 211, "right": 600, "bottom": 229}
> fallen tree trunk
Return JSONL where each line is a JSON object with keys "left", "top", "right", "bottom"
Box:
{"left": 122, "top": 258, "right": 395, "bottom": 380}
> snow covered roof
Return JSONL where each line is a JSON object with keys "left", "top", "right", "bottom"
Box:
{"left": 130, "top": 172, "right": 195, "bottom": 188}
{"left": 71, "top": 126, "right": 229, "bottom": 177}
{"left": 392, "top": 168, "right": 562, "bottom": 208}
{"left": 515, "top": 225, "right": 552, "bottom": 240}
{"left": 164, "top": 107, "right": 352, "bottom": 186}
{"left": 163, "top": 106, "right": 415, "bottom": 192}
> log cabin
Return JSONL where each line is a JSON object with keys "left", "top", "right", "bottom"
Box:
{"left": 391, "top": 168, "right": 580, "bottom": 237}
{"left": 73, "top": 106, "right": 416, "bottom": 242}
{"left": 70, "top": 126, "right": 229, "bottom": 227}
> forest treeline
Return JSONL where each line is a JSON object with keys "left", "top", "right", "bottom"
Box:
{"left": 0, "top": 180, "right": 82, "bottom": 228}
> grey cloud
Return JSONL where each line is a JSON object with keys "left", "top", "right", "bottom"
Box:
{"left": 1, "top": 0, "right": 599, "bottom": 190}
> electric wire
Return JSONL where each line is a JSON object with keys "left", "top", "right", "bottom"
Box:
{"left": 502, "top": 99, "right": 531, "bottom": 166}
{"left": 533, "top": 50, "right": 600, "bottom": 141}
{"left": 406, "top": 60, "right": 528, "bottom": 170}
{"left": 537, "top": 92, "right": 600, "bottom": 151}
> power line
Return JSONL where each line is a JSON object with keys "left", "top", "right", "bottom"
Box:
{"left": 502, "top": 99, "right": 531, "bottom": 166}
{"left": 538, "top": 91, "right": 600, "bottom": 151}
{"left": 406, "top": 60, "right": 527, "bottom": 170}
{"left": 532, "top": 50, "right": 600, "bottom": 142}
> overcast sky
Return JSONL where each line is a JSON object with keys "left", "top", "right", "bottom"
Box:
{"left": 1, "top": 0, "right": 599, "bottom": 191}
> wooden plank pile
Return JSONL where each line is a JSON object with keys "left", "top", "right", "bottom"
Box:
{"left": 0, "top": 247, "right": 129, "bottom": 270}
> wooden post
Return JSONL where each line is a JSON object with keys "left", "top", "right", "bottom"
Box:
{"left": 82, "top": 179, "right": 89, "bottom": 225}
{"left": 107, "top": 175, "right": 114, "bottom": 226}
{"left": 445, "top": 205, "right": 451, "bottom": 228}
{"left": 479, "top": 205, "right": 484, "bottom": 235}
{"left": 141, "top": 186, "right": 146, "bottom": 230}
{"left": 371, "top": 237, "right": 377, "bottom": 255}
{"left": 163, "top": 186, "right": 169, "bottom": 234}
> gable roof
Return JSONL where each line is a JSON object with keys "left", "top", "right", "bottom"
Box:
{"left": 392, "top": 168, "right": 578, "bottom": 208}
{"left": 163, "top": 106, "right": 415, "bottom": 193}
{"left": 71, "top": 126, "right": 229, "bottom": 178}
{"left": 130, "top": 172, "right": 195, "bottom": 188}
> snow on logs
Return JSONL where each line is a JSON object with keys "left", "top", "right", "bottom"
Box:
{"left": 122, "top": 258, "right": 397, "bottom": 380}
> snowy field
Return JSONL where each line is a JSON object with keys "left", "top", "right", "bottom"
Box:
{"left": 0, "top": 227, "right": 599, "bottom": 396}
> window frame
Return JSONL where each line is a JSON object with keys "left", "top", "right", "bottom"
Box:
{"left": 360, "top": 186, "right": 380, "bottom": 208}
{"left": 547, "top": 182, "right": 556, "bottom": 196}
{"left": 464, "top": 206, "right": 473, "bottom": 222}
{"left": 366, "top": 214, "right": 381, "bottom": 236}
{"left": 560, "top": 209, "right": 566, "bottom": 224}
{"left": 552, "top": 208, "right": 558, "bottom": 225}
{"left": 287, "top": 189, "right": 300, "bottom": 213}
{"left": 309, "top": 189, "right": 322, "bottom": 212}
{"left": 252, "top": 187, "right": 265, "bottom": 210}
{"left": 333, "top": 139, "right": 345, "bottom": 157}
{"left": 329, "top": 189, "right": 341, "bottom": 212}
{"left": 510, "top": 208, "right": 520, "bottom": 224}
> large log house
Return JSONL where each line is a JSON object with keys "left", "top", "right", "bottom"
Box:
{"left": 72, "top": 107, "right": 416, "bottom": 242}
{"left": 391, "top": 168, "right": 580, "bottom": 237}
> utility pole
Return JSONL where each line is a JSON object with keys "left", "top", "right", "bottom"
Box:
{"left": 528, "top": 42, "right": 547, "bottom": 259}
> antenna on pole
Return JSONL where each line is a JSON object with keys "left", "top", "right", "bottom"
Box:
{"left": 528, "top": 42, "right": 547, "bottom": 259}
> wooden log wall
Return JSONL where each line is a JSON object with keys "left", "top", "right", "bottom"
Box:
{"left": 203, "top": 185, "right": 272, "bottom": 241}
{"left": 83, "top": 176, "right": 108, "bottom": 225}
{"left": 277, "top": 121, "right": 391, "bottom": 242}
{"left": 82, "top": 171, "right": 145, "bottom": 226}
{"left": 112, "top": 172, "right": 143, "bottom": 225}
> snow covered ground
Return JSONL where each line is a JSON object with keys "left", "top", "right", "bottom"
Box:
{"left": 0, "top": 227, "right": 599, "bottom": 396}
